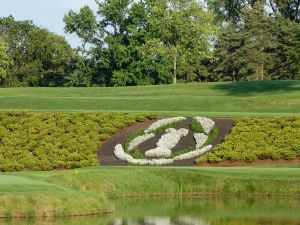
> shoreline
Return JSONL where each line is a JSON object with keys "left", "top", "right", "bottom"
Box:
{"left": 0, "top": 166, "right": 299, "bottom": 219}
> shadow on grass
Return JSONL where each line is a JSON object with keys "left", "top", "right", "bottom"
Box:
{"left": 213, "top": 80, "right": 300, "bottom": 96}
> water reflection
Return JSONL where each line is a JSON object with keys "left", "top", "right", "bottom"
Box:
{"left": 110, "top": 216, "right": 209, "bottom": 225}
{"left": 1, "top": 196, "right": 300, "bottom": 225}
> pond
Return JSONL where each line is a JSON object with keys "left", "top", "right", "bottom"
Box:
{"left": 1, "top": 196, "right": 300, "bottom": 225}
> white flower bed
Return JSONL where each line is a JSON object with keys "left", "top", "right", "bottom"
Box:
{"left": 114, "top": 144, "right": 133, "bottom": 161}
{"left": 174, "top": 145, "right": 212, "bottom": 161}
{"left": 145, "top": 146, "right": 172, "bottom": 158}
{"left": 113, "top": 116, "right": 216, "bottom": 166}
{"left": 114, "top": 144, "right": 174, "bottom": 165}
{"left": 193, "top": 133, "right": 208, "bottom": 149}
{"left": 194, "top": 117, "right": 215, "bottom": 134}
{"left": 144, "top": 117, "right": 186, "bottom": 134}
{"left": 128, "top": 133, "right": 155, "bottom": 152}
{"left": 145, "top": 128, "right": 189, "bottom": 158}
{"left": 151, "top": 158, "right": 174, "bottom": 165}
{"left": 156, "top": 128, "right": 188, "bottom": 149}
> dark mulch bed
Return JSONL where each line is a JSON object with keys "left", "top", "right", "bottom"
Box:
{"left": 98, "top": 118, "right": 233, "bottom": 166}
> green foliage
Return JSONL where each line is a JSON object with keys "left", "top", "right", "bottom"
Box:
{"left": 151, "top": 120, "right": 184, "bottom": 134}
{"left": 0, "top": 112, "right": 150, "bottom": 171}
{"left": 190, "top": 119, "right": 218, "bottom": 145}
{"left": 130, "top": 149, "right": 146, "bottom": 159}
{"left": 197, "top": 117, "right": 300, "bottom": 163}
{"left": 190, "top": 118, "right": 205, "bottom": 133}
{"left": 170, "top": 147, "right": 194, "bottom": 158}
{"left": 64, "top": 0, "right": 218, "bottom": 86}
{"left": 124, "top": 129, "right": 145, "bottom": 152}
{"left": 124, "top": 118, "right": 181, "bottom": 157}
{"left": 214, "top": 2, "right": 300, "bottom": 81}
{"left": 206, "top": 127, "right": 219, "bottom": 145}
{"left": 0, "top": 16, "right": 79, "bottom": 87}
{"left": 0, "top": 37, "right": 10, "bottom": 85}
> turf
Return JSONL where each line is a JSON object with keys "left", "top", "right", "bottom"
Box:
{"left": 0, "top": 80, "right": 299, "bottom": 116}
{"left": 0, "top": 166, "right": 299, "bottom": 218}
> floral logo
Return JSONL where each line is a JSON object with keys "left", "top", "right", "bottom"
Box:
{"left": 114, "top": 117, "right": 217, "bottom": 165}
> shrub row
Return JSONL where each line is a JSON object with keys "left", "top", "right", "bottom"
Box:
{"left": 196, "top": 117, "right": 300, "bottom": 163}
{"left": 0, "top": 112, "right": 154, "bottom": 171}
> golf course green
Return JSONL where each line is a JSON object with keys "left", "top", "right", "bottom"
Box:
{"left": 0, "top": 80, "right": 299, "bottom": 219}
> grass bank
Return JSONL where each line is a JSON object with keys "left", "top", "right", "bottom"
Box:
{"left": 0, "top": 81, "right": 300, "bottom": 116}
{"left": 0, "top": 166, "right": 299, "bottom": 218}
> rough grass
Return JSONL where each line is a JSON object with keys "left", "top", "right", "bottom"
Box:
{"left": 0, "top": 80, "right": 299, "bottom": 116}
{"left": 0, "top": 166, "right": 299, "bottom": 218}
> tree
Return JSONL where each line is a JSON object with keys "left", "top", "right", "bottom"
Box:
{"left": 64, "top": 0, "right": 218, "bottom": 86}
{"left": 145, "top": 0, "right": 217, "bottom": 84}
{"left": 208, "top": 0, "right": 300, "bottom": 23}
{"left": 215, "top": 2, "right": 300, "bottom": 81}
{"left": 0, "top": 37, "right": 10, "bottom": 85}
{"left": 0, "top": 16, "right": 74, "bottom": 87}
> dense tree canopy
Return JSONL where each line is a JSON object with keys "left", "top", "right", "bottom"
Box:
{"left": 64, "top": 0, "right": 218, "bottom": 86}
{"left": 0, "top": 0, "right": 300, "bottom": 87}
{"left": 0, "top": 37, "right": 10, "bottom": 85}
{"left": 0, "top": 16, "right": 76, "bottom": 87}
{"left": 214, "top": 2, "right": 300, "bottom": 81}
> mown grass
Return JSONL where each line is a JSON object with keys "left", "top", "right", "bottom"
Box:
{"left": 0, "top": 166, "right": 299, "bottom": 218}
{"left": 0, "top": 80, "right": 299, "bottom": 116}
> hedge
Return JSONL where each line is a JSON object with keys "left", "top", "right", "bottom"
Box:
{"left": 197, "top": 117, "right": 300, "bottom": 163}
{"left": 0, "top": 112, "right": 154, "bottom": 171}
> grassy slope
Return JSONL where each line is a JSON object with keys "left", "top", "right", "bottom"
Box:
{"left": 0, "top": 80, "right": 300, "bottom": 116}
{"left": 0, "top": 166, "right": 299, "bottom": 218}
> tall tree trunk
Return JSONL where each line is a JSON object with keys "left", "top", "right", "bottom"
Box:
{"left": 257, "top": 64, "right": 264, "bottom": 80}
{"left": 296, "top": 0, "right": 300, "bottom": 22}
{"left": 173, "top": 53, "right": 177, "bottom": 84}
{"left": 232, "top": 69, "right": 236, "bottom": 82}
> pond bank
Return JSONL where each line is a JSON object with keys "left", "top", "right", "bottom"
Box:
{"left": 0, "top": 166, "right": 299, "bottom": 219}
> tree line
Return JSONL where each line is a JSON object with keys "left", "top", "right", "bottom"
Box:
{"left": 0, "top": 0, "right": 299, "bottom": 87}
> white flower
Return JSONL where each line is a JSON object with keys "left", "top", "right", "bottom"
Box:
{"left": 128, "top": 133, "right": 155, "bottom": 152}
{"left": 152, "top": 158, "right": 174, "bottom": 165}
{"left": 145, "top": 128, "right": 189, "bottom": 158}
{"left": 144, "top": 117, "right": 186, "bottom": 134}
{"left": 194, "top": 117, "right": 215, "bottom": 134}
{"left": 113, "top": 116, "right": 216, "bottom": 166}
{"left": 156, "top": 128, "right": 189, "bottom": 149}
{"left": 128, "top": 158, "right": 151, "bottom": 165}
{"left": 114, "top": 144, "right": 133, "bottom": 161}
{"left": 173, "top": 145, "right": 212, "bottom": 161}
{"left": 145, "top": 146, "right": 172, "bottom": 158}
{"left": 193, "top": 133, "right": 208, "bottom": 149}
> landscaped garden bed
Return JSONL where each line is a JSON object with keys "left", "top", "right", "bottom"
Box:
{"left": 197, "top": 117, "right": 300, "bottom": 164}
{"left": 100, "top": 117, "right": 233, "bottom": 166}
{"left": 0, "top": 112, "right": 155, "bottom": 171}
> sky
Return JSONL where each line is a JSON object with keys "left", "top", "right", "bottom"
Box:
{"left": 0, "top": 0, "right": 98, "bottom": 48}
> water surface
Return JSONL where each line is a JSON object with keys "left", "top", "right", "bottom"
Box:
{"left": 1, "top": 196, "right": 300, "bottom": 225}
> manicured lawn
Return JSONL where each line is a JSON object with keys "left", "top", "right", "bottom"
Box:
{"left": 0, "top": 80, "right": 299, "bottom": 116}
{"left": 0, "top": 166, "right": 299, "bottom": 218}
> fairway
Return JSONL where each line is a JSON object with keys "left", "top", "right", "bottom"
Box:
{"left": 0, "top": 80, "right": 300, "bottom": 116}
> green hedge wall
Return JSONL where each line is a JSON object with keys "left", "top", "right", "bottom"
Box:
{"left": 197, "top": 117, "right": 300, "bottom": 163}
{"left": 0, "top": 112, "right": 153, "bottom": 171}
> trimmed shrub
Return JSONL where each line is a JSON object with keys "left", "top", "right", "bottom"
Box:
{"left": 196, "top": 117, "right": 300, "bottom": 164}
{"left": 0, "top": 112, "right": 153, "bottom": 171}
